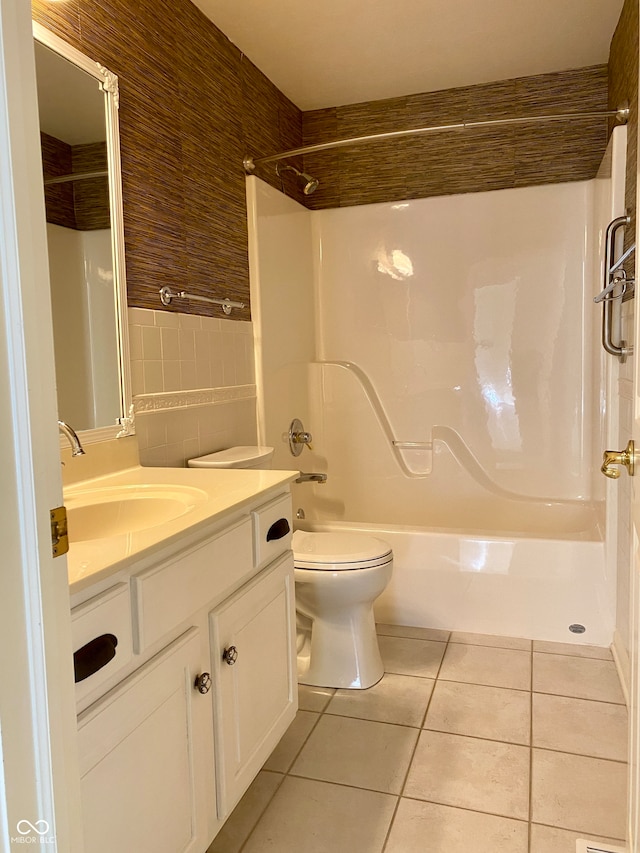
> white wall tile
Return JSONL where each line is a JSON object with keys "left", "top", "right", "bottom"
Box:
{"left": 161, "top": 327, "right": 180, "bottom": 360}
{"left": 141, "top": 325, "right": 162, "bottom": 360}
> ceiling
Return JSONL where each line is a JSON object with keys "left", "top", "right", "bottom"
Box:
{"left": 35, "top": 42, "right": 106, "bottom": 145}
{"left": 192, "top": 0, "right": 625, "bottom": 111}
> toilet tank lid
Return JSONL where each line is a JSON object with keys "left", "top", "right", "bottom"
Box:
{"left": 187, "top": 446, "right": 274, "bottom": 468}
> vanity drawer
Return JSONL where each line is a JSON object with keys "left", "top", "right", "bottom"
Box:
{"left": 71, "top": 583, "right": 133, "bottom": 706}
{"left": 133, "top": 516, "right": 253, "bottom": 651}
{"left": 251, "top": 493, "right": 293, "bottom": 570}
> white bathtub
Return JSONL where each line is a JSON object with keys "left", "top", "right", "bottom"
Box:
{"left": 298, "top": 503, "right": 611, "bottom": 646}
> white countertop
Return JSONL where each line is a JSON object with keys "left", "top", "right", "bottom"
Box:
{"left": 65, "top": 465, "right": 299, "bottom": 593}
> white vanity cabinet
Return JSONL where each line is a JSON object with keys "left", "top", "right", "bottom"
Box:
{"left": 70, "top": 485, "right": 296, "bottom": 853}
{"left": 77, "top": 627, "right": 214, "bottom": 853}
{"left": 211, "top": 551, "right": 297, "bottom": 817}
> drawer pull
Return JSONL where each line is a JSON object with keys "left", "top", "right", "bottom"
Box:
{"left": 74, "top": 633, "right": 118, "bottom": 683}
{"left": 194, "top": 672, "right": 212, "bottom": 694}
{"left": 223, "top": 646, "right": 238, "bottom": 666}
{"left": 266, "top": 518, "right": 290, "bottom": 542}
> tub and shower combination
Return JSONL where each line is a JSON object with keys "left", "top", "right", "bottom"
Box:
{"left": 247, "top": 124, "right": 629, "bottom": 648}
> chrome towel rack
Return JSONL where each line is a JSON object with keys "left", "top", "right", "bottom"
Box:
{"left": 594, "top": 215, "right": 634, "bottom": 360}
{"left": 159, "top": 286, "right": 245, "bottom": 315}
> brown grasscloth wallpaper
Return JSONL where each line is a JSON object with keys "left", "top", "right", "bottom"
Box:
{"left": 42, "top": 134, "right": 109, "bottom": 230}
{"left": 32, "top": 0, "right": 305, "bottom": 321}
{"left": 33, "top": 1, "right": 631, "bottom": 314}
{"left": 301, "top": 66, "right": 610, "bottom": 210}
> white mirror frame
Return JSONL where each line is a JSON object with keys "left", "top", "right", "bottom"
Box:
{"left": 33, "top": 21, "right": 133, "bottom": 444}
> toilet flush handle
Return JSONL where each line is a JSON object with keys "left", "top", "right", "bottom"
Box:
{"left": 601, "top": 439, "right": 636, "bottom": 478}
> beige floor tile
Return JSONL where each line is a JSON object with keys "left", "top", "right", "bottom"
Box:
{"left": 533, "top": 639, "right": 613, "bottom": 660}
{"left": 404, "top": 730, "right": 530, "bottom": 820}
{"left": 263, "top": 711, "right": 319, "bottom": 772}
{"left": 532, "top": 693, "right": 627, "bottom": 761}
{"left": 298, "top": 684, "right": 335, "bottom": 712}
{"left": 206, "top": 771, "right": 283, "bottom": 853}
{"left": 377, "top": 623, "right": 451, "bottom": 642}
{"left": 533, "top": 653, "right": 625, "bottom": 703}
{"left": 530, "top": 823, "right": 626, "bottom": 853}
{"left": 450, "top": 632, "right": 531, "bottom": 650}
{"left": 327, "top": 673, "right": 435, "bottom": 727}
{"left": 424, "top": 680, "right": 530, "bottom": 744}
{"left": 378, "top": 636, "right": 447, "bottom": 678}
{"left": 438, "top": 643, "right": 531, "bottom": 690}
{"left": 385, "top": 798, "right": 528, "bottom": 853}
{"left": 531, "top": 749, "right": 627, "bottom": 839}
{"left": 242, "top": 776, "right": 396, "bottom": 853}
{"left": 290, "top": 714, "right": 418, "bottom": 794}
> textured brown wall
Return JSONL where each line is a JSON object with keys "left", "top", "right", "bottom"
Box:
{"left": 301, "top": 66, "right": 610, "bottom": 210}
{"left": 42, "top": 134, "right": 110, "bottom": 230}
{"left": 609, "top": 0, "right": 638, "bottom": 270}
{"left": 32, "top": 0, "right": 305, "bottom": 321}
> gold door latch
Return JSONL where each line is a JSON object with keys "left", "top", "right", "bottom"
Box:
{"left": 50, "top": 506, "right": 69, "bottom": 557}
{"left": 601, "top": 440, "right": 636, "bottom": 479}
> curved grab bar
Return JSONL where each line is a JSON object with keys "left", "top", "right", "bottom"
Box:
{"left": 314, "top": 361, "right": 583, "bottom": 505}
{"left": 315, "top": 361, "right": 429, "bottom": 479}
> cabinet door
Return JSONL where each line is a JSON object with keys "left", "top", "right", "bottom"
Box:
{"left": 77, "top": 627, "right": 214, "bottom": 853}
{"left": 211, "top": 553, "right": 297, "bottom": 817}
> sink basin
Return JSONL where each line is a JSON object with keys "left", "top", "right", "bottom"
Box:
{"left": 65, "top": 484, "right": 208, "bottom": 542}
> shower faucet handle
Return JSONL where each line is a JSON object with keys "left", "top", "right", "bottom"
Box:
{"left": 289, "top": 418, "right": 313, "bottom": 456}
{"left": 601, "top": 440, "right": 636, "bottom": 479}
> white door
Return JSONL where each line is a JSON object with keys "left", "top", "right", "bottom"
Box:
{"left": 0, "top": 0, "right": 82, "bottom": 849}
{"left": 628, "top": 21, "right": 640, "bottom": 846}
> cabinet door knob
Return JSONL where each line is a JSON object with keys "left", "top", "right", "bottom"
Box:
{"left": 223, "top": 646, "right": 238, "bottom": 666}
{"left": 194, "top": 672, "right": 212, "bottom": 694}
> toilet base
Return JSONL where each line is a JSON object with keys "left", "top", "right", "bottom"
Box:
{"left": 296, "top": 604, "right": 385, "bottom": 690}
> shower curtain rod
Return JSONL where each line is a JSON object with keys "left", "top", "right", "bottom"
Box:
{"left": 243, "top": 104, "right": 629, "bottom": 172}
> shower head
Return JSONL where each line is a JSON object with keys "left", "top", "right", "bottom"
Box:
{"left": 275, "top": 163, "right": 319, "bottom": 195}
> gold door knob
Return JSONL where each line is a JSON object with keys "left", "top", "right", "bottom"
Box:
{"left": 601, "top": 439, "right": 636, "bottom": 479}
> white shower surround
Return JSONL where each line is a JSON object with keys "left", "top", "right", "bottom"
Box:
{"left": 246, "top": 153, "right": 619, "bottom": 645}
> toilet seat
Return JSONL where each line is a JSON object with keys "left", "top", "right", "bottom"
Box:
{"left": 292, "top": 530, "right": 392, "bottom": 571}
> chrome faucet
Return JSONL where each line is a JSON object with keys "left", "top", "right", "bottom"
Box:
{"left": 295, "top": 472, "right": 327, "bottom": 484}
{"left": 58, "top": 420, "right": 85, "bottom": 456}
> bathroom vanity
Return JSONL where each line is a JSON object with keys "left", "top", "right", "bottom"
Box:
{"left": 66, "top": 463, "right": 299, "bottom": 852}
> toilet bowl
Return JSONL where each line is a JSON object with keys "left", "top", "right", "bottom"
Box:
{"left": 293, "top": 530, "right": 393, "bottom": 689}
{"left": 187, "top": 446, "right": 393, "bottom": 690}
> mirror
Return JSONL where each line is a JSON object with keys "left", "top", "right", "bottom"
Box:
{"left": 33, "top": 22, "right": 133, "bottom": 441}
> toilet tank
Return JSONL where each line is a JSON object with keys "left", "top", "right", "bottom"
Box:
{"left": 187, "top": 446, "right": 274, "bottom": 470}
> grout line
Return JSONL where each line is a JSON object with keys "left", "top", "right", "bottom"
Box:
{"left": 394, "top": 793, "right": 530, "bottom": 824}
{"left": 530, "top": 744, "right": 628, "bottom": 765}
{"left": 529, "top": 688, "right": 626, "bottom": 706}
{"left": 282, "top": 769, "right": 408, "bottom": 799}
{"left": 527, "top": 819, "right": 627, "bottom": 843}
{"left": 380, "top": 637, "right": 451, "bottom": 852}
{"left": 236, "top": 771, "right": 286, "bottom": 853}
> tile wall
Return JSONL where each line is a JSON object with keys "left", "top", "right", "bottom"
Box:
{"left": 128, "top": 308, "right": 257, "bottom": 467}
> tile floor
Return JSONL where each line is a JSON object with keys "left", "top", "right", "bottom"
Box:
{"left": 208, "top": 625, "right": 628, "bottom": 853}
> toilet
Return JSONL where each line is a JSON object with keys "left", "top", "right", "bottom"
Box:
{"left": 187, "top": 446, "right": 393, "bottom": 690}
{"left": 293, "top": 530, "right": 392, "bottom": 689}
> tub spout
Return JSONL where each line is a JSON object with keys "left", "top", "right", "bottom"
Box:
{"left": 58, "top": 420, "right": 85, "bottom": 456}
{"left": 295, "top": 472, "right": 327, "bottom": 484}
